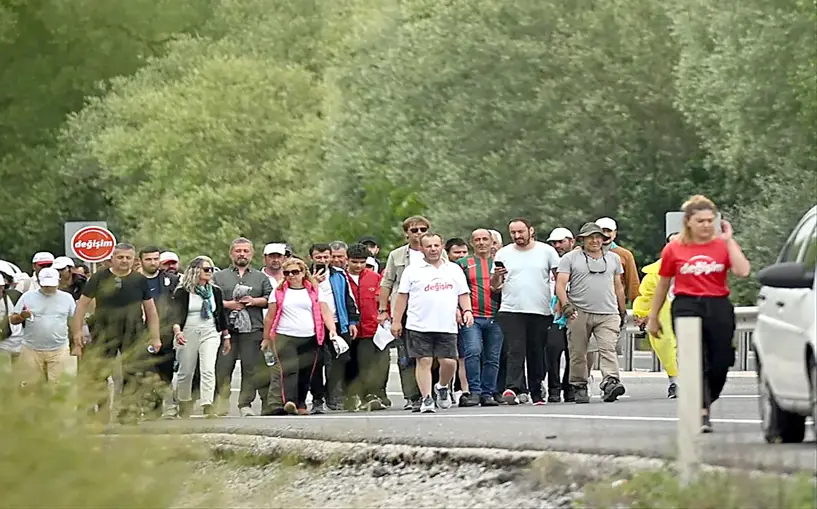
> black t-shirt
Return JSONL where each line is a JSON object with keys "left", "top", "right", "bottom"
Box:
{"left": 145, "top": 275, "right": 162, "bottom": 300}
{"left": 82, "top": 270, "right": 152, "bottom": 340}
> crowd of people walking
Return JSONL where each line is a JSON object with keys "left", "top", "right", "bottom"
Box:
{"left": 0, "top": 194, "right": 749, "bottom": 432}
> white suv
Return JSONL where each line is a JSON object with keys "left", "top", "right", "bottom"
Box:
{"left": 753, "top": 205, "right": 816, "bottom": 443}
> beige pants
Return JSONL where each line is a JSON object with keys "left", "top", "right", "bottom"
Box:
{"left": 18, "top": 346, "right": 71, "bottom": 384}
{"left": 567, "top": 310, "right": 620, "bottom": 385}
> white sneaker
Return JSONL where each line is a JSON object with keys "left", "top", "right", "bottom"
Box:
{"left": 518, "top": 393, "right": 531, "bottom": 404}
{"left": 436, "top": 384, "right": 452, "bottom": 409}
{"left": 420, "top": 395, "right": 436, "bottom": 413}
{"left": 453, "top": 390, "right": 463, "bottom": 407}
{"left": 239, "top": 407, "right": 255, "bottom": 417}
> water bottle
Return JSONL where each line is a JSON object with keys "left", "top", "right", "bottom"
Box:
{"left": 263, "top": 349, "right": 276, "bottom": 367}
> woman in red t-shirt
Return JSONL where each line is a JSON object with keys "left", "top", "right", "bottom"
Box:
{"left": 646, "top": 195, "right": 750, "bottom": 433}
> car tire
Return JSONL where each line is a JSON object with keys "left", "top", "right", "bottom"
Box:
{"left": 758, "top": 367, "right": 806, "bottom": 444}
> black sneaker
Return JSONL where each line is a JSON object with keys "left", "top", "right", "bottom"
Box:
{"left": 601, "top": 377, "right": 626, "bottom": 402}
{"left": 411, "top": 398, "right": 422, "bottom": 413}
{"left": 458, "top": 392, "right": 480, "bottom": 407}
{"left": 573, "top": 384, "right": 590, "bottom": 404}
{"left": 547, "top": 393, "right": 562, "bottom": 404}
{"left": 563, "top": 386, "right": 576, "bottom": 403}
{"left": 701, "top": 414, "right": 713, "bottom": 433}
{"left": 667, "top": 382, "right": 678, "bottom": 399}
{"left": 480, "top": 394, "right": 499, "bottom": 407}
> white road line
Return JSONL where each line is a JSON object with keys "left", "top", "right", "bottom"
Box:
{"left": 224, "top": 413, "right": 761, "bottom": 425}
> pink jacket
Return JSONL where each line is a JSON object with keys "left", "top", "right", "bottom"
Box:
{"left": 270, "top": 281, "right": 325, "bottom": 345}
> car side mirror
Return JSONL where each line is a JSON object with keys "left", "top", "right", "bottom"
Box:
{"left": 757, "top": 262, "right": 814, "bottom": 289}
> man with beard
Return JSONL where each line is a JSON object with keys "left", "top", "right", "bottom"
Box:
{"left": 490, "top": 218, "right": 560, "bottom": 406}
{"left": 213, "top": 238, "right": 273, "bottom": 417}
{"left": 544, "top": 228, "right": 576, "bottom": 402}
{"left": 262, "top": 243, "right": 287, "bottom": 288}
{"left": 159, "top": 252, "right": 180, "bottom": 276}
{"left": 139, "top": 246, "right": 181, "bottom": 418}
{"left": 53, "top": 256, "right": 86, "bottom": 301}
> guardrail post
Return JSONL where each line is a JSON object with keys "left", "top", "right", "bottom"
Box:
{"left": 676, "top": 316, "right": 703, "bottom": 486}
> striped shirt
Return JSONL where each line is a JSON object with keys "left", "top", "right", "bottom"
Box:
{"left": 457, "top": 255, "right": 495, "bottom": 318}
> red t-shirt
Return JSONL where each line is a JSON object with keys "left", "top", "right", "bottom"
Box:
{"left": 659, "top": 238, "right": 731, "bottom": 297}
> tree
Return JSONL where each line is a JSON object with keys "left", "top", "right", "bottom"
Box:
{"left": 670, "top": 0, "right": 817, "bottom": 302}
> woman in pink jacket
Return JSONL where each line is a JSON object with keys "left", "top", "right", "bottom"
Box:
{"left": 262, "top": 258, "right": 337, "bottom": 415}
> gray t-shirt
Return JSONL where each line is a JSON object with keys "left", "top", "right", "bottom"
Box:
{"left": 14, "top": 290, "right": 76, "bottom": 351}
{"left": 212, "top": 267, "right": 273, "bottom": 332}
{"left": 493, "top": 241, "right": 561, "bottom": 315}
{"left": 557, "top": 249, "right": 623, "bottom": 315}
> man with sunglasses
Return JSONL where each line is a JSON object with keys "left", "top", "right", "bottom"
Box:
{"left": 378, "top": 215, "right": 448, "bottom": 411}
{"left": 555, "top": 222, "right": 627, "bottom": 404}
{"left": 72, "top": 242, "right": 162, "bottom": 423}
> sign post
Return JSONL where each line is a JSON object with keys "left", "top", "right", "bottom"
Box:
{"left": 70, "top": 226, "right": 117, "bottom": 264}
{"left": 676, "top": 316, "right": 703, "bottom": 486}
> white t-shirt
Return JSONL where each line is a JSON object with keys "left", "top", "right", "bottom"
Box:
{"left": 269, "top": 287, "right": 329, "bottom": 337}
{"left": 349, "top": 274, "right": 360, "bottom": 285}
{"left": 409, "top": 248, "right": 425, "bottom": 265}
{"left": 398, "top": 259, "right": 469, "bottom": 334}
{"left": 493, "top": 241, "right": 560, "bottom": 315}
{"left": 261, "top": 271, "right": 283, "bottom": 319}
{"left": 319, "top": 278, "right": 336, "bottom": 323}
{"left": 0, "top": 294, "right": 23, "bottom": 353}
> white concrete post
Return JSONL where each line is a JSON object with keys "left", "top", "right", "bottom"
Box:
{"left": 675, "top": 316, "right": 703, "bottom": 486}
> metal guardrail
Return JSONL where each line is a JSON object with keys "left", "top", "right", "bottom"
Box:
{"left": 618, "top": 306, "right": 758, "bottom": 372}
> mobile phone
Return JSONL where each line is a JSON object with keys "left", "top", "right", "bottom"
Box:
{"left": 494, "top": 261, "right": 505, "bottom": 269}
{"left": 312, "top": 263, "right": 329, "bottom": 274}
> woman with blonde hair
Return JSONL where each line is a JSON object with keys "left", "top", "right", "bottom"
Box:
{"left": 170, "top": 256, "right": 230, "bottom": 418}
{"left": 262, "top": 258, "right": 339, "bottom": 415}
{"left": 647, "top": 195, "right": 750, "bottom": 433}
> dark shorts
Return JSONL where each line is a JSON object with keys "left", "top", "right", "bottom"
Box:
{"left": 407, "top": 330, "right": 458, "bottom": 359}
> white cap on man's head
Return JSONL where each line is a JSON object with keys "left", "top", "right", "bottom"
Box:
{"left": 32, "top": 252, "right": 55, "bottom": 266}
{"left": 595, "top": 217, "right": 618, "bottom": 231}
{"left": 263, "top": 243, "right": 287, "bottom": 256}
{"left": 159, "top": 251, "right": 179, "bottom": 264}
{"left": 53, "top": 256, "right": 75, "bottom": 270}
{"left": 546, "top": 227, "right": 574, "bottom": 242}
{"left": 38, "top": 267, "right": 60, "bottom": 287}
{"left": 365, "top": 257, "right": 377, "bottom": 267}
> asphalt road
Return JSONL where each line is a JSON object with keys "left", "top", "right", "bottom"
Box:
{"left": 139, "top": 351, "right": 813, "bottom": 474}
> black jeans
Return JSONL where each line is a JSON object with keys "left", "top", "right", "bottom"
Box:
{"left": 671, "top": 295, "right": 736, "bottom": 409}
{"left": 349, "top": 338, "right": 391, "bottom": 400}
{"left": 274, "top": 334, "right": 319, "bottom": 409}
{"left": 310, "top": 328, "right": 352, "bottom": 405}
{"left": 544, "top": 326, "right": 571, "bottom": 394}
{"left": 396, "top": 318, "right": 420, "bottom": 403}
{"left": 497, "top": 312, "right": 553, "bottom": 401}
{"left": 215, "top": 330, "right": 269, "bottom": 409}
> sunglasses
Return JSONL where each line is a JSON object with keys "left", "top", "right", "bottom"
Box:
{"left": 283, "top": 269, "right": 302, "bottom": 276}
{"left": 583, "top": 252, "right": 608, "bottom": 274}
{"left": 202, "top": 267, "right": 215, "bottom": 273}
{"left": 114, "top": 276, "right": 123, "bottom": 289}
{"left": 409, "top": 227, "right": 429, "bottom": 234}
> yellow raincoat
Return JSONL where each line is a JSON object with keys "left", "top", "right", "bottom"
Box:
{"left": 632, "top": 260, "right": 678, "bottom": 377}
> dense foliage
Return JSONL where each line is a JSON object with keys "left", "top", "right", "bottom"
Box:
{"left": 1, "top": 0, "right": 814, "bottom": 303}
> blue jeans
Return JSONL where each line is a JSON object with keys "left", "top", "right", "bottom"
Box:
{"left": 458, "top": 317, "right": 504, "bottom": 396}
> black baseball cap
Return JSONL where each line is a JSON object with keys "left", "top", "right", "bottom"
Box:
{"left": 358, "top": 236, "right": 378, "bottom": 246}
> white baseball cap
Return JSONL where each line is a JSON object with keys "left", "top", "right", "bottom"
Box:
{"left": 159, "top": 251, "right": 180, "bottom": 264}
{"left": 38, "top": 267, "right": 60, "bottom": 287}
{"left": 263, "top": 243, "right": 287, "bottom": 256}
{"left": 595, "top": 217, "right": 618, "bottom": 231}
{"left": 365, "top": 257, "right": 377, "bottom": 267}
{"left": 546, "top": 227, "right": 574, "bottom": 242}
{"left": 32, "top": 252, "right": 55, "bottom": 266}
{"left": 53, "top": 256, "right": 75, "bottom": 270}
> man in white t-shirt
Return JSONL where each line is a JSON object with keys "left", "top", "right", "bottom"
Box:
{"left": 490, "top": 217, "right": 560, "bottom": 405}
{"left": 391, "top": 233, "right": 472, "bottom": 414}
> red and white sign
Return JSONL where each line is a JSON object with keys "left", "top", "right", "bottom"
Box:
{"left": 71, "top": 226, "right": 117, "bottom": 263}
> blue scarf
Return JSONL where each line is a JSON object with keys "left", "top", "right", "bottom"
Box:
{"left": 196, "top": 284, "right": 213, "bottom": 320}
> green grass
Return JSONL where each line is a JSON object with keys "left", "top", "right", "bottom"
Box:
{"left": 0, "top": 351, "right": 210, "bottom": 508}
{"left": 582, "top": 468, "right": 817, "bottom": 509}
